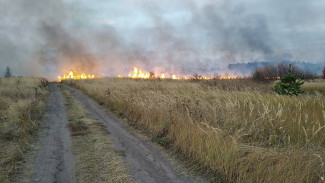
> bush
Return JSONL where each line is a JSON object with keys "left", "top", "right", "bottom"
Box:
{"left": 253, "top": 65, "right": 278, "bottom": 81}
{"left": 274, "top": 64, "right": 304, "bottom": 95}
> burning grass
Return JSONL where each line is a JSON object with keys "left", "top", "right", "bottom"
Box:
{"left": 119, "top": 66, "right": 245, "bottom": 80}
{"left": 58, "top": 70, "right": 102, "bottom": 81}
{"left": 64, "top": 78, "right": 325, "bottom": 182}
{"left": 0, "top": 78, "right": 49, "bottom": 182}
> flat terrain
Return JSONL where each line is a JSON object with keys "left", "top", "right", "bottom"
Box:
{"left": 33, "top": 84, "right": 75, "bottom": 183}
{"left": 63, "top": 78, "right": 325, "bottom": 182}
{"left": 63, "top": 84, "right": 200, "bottom": 183}
{"left": 60, "top": 87, "right": 134, "bottom": 183}
{"left": 2, "top": 78, "right": 325, "bottom": 182}
{"left": 0, "top": 78, "right": 48, "bottom": 182}
{"left": 29, "top": 83, "right": 200, "bottom": 183}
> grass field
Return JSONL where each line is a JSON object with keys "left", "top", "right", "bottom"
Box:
{"left": 0, "top": 78, "right": 48, "bottom": 182}
{"left": 302, "top": 79, "right": 325, "bottom": 95}
{"left": 65, "top": 78, "right": 325, "bottom": 182}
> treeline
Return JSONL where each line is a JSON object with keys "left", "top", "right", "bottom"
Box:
{"left": 253, "top": 64, "right": 318, "bottom": 80}
{"left": 229, "top": 61, "right": 323, "bottom": 75}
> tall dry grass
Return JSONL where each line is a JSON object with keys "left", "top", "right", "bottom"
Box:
{"left": 65, "top": 78, "right": 325, "bottom": 182}
{"left": 302, "top": 79, "right": 325, "bottom": 95}
{"left": 0, "top": 78, "right": 48, "bottom": 182}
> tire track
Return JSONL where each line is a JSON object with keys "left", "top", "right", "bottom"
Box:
{"left": 32, "top": 84, "right": 75, "bottom": 183}
{"left": 64, "top": 84, "right": 202, "bottom": 183}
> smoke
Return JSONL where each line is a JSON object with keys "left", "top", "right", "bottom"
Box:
{"left": 38, "top": 23, "right": 102, "bottom": 73}
{"left": 0, "top": 0, "right": 112, "bottom": 80}
{"left": 0, "top": 0, "right": 325, "bottom": 80}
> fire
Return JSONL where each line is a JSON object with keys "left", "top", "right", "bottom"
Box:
{"left": 127, "top": 67, "right": 170, "bottom": 79}
{"left": 119, "top": 67, "right": 246, "bottom": 80}
{"left": 172, "top": 74, "right": 180, "bottom": 80}
{"left": 128, "top": 67, "right": 151, "bottom": 79}
{"left": 58, "top": 71, "right": 101, "bottom": 81}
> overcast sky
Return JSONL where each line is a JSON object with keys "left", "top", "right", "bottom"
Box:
{"left": 0, "top": 0, "right": 325, "bottom": 79}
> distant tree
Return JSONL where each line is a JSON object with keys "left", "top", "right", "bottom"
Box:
{"left": 274, "top": 64, "right": 304, "bottom": 96}
{"left": 4, "top": 66, "right": 12, "bottom": 78}
{"left": 322, "top": 67, "right": 325, "bottom": 79}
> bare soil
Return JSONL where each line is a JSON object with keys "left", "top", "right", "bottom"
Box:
{"left": 63, "top": 84, "right": 202, "bottom": 183}
{"left": 32, "top": 83, "right": 75, "bottom": 183}
{"left": 30, "top": 83, "right": 201, "bottom": 183}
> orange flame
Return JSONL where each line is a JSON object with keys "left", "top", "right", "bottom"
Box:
{"left": 58, "top": 71, "right": 101, "bottom": 81}
{"left": 119, "top": 67, "right": 246, "bottom": 80}
{"left": 128, "top": 67, "right": 151, "bottom": 79}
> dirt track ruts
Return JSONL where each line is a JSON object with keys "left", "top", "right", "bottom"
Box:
{"left": 32, "top": 84, "right": 75, "bottom": 183}
{"left": 64, "top": 84, "right": 201, "bottom": 183}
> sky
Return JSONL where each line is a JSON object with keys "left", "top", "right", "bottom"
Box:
{"left": 0, "top": 0, "right": 325, "bottom": 80}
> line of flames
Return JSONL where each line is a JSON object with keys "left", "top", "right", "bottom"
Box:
{"left": 118, "top": 67, "right": 246, "bottom": 80}
{"left": 58, "top": 71, "right": 101, "bottom": 81}
{"left": 58, "top": 67, "right": 282, "bottom": 81}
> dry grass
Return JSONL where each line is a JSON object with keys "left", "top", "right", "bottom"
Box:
{"left": 64, "top": 78, "right": 325, "bottom": 182}
{"left": 61, "top": 86, "right": 134, "bottom": 183}
{"left": 200, "top": 79, "right": 273, "bottom": 93}
{"left": 302, "top": 79, "right": 325, "bottom": 95}
{"left": 0, "top": 78, "right": 48, "bottom": 182}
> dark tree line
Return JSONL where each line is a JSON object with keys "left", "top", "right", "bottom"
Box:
{"left": 253, "top": 64, "right": 317, "bottom": 81}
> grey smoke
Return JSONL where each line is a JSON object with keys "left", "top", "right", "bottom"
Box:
{"left": 39, "top": 23, "right": 100, "bottom": 73}
{"left": 0, "top": 0, "right": 325, "bottom": 80}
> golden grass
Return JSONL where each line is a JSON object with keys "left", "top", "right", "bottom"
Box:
{"left": 61, "top": 86, "right": 134, "bottom": 183}
{"left": 302, "top": 79, "right": 325, "bottom": 95}
{"left": 64, "top": 78, "right": 325, "bottom": 182}
{"left": 0, "top": 78, "right": 48, "bottom": 182}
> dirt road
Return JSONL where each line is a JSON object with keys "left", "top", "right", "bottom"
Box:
{"left": 32, "top": 83, "right": 201, "bottom": 183}
{"left": 32, "top": 84, "right": 75, "bottom": 183}
{"left": 64, "top": 85, "right": 201, "bottom": 183}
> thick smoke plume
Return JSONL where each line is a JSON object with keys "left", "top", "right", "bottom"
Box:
{"left": 0, "top": 0, "right": 325, "bottom": 80}
{"left": 38, "top": 23, "right": 101, "bottom": 74}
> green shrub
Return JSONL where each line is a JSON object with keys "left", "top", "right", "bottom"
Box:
{"left": 274, "top": 64, "right": 304, "bottom": 95}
